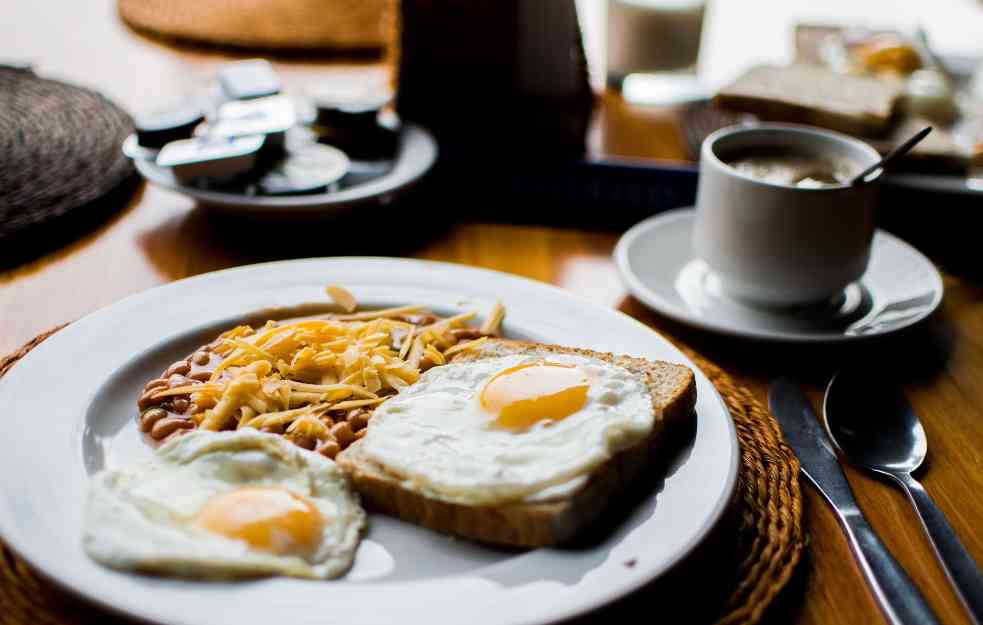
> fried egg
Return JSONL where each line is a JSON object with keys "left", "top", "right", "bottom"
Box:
{"left": 356, "top": 351, "right": 655, "bottom": 506}
{"left": 83, "top": 430, "right": 365, "bottom": 579}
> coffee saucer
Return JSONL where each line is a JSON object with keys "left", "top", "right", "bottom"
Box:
{"left": 614, "top": 209, "right": 944, "bottom": 343}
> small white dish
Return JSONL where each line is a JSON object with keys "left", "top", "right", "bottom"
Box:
{"left": 0, "top": 257, "right": 737, "bottom": 625}
{"left": 615, "top": 209, "right": 944, "bottom": 343}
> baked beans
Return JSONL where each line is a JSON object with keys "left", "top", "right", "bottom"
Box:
{"left": 136, "top": 307, "right": 495, "bottom": 454}
{"left": 346, "top": 410, "right": 369, "bottom": 432}
{"left": 167, "top": 374, "right": 189, "bottom": 388}
{"left": 137, "top": 389, "right": 168, "bottom": 411}
{"left": 330, "top": 421, "right": 355, "bottom": 447}
{"left": 143, "top": 378, "right": 169, "bottom": 393}
{"left": 188, "top": 370, "right": 212, "bottom": 382}
{"left": 165, "top": 361, "right": 191, "bottom": 377}
{"left": 139, "top": 408, "right": 168, "bottom": 432}
{"left": 151, "top": 417, "right": 194, "bottom": 440}
{"left": 316, "top": 439, "right": 341, "bottom": 459}
{"left": 290, "top": 435, "right": 317, "bottom": 451}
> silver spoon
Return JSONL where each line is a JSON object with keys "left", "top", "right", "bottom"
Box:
{"left": 850, "top": 126, "right": 932, "bottom": 185}
{"left": 824, "top": 369, "right": 983, "bottom": 625}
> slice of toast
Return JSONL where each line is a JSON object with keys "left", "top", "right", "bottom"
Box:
{"left": 869, "top": 116, "right": 970, "bottom": 174}
{"left": 714, "top": 64, "right": 903, "bottom": 137}
{"left": 336, "top": 339, "right": 696, "bottom": 547}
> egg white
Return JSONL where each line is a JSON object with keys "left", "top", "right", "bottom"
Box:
{"left": 83, "top": 430, "right": 365, "bottom": 579}
{"left": 358, "top": 352, "right": 655, "bottom": 506}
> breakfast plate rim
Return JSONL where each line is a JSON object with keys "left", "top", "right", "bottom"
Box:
{"left": 0, "top": 256, "right": 739, "bottom": 625}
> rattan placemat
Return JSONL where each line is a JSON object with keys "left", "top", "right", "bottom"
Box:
{"left": 0, "top": 325, "right": 803, "bottom": 625}
{"left": 117, "top": 0, "right": 394, "bottom": 53}
{"left": 0, "top": 67, "right": 135, "bottom": 248}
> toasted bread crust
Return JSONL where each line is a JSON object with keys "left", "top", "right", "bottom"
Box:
{"left": 337, "top": 339, "right": 696, "bottom": 547}
{"left": 714, "top": 64, "right": 902, "bottom": 137}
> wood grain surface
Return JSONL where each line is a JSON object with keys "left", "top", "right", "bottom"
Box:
{"left": 2, "top": 2, "right": 982, "bottom": 625}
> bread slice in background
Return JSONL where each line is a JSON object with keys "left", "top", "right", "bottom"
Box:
{"left": 869, "top": 116, "right": 970, "bottom": 174}
{"left": 714, "top": 64, "right": 903, "bottom": 137}
{"left": 337, "top": 339, "right": 696, "bottom": 548}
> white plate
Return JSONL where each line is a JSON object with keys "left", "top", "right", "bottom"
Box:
{"left": 882, "top": 54, "right": 982, "bottom": 197}
{"left": 134, "top": 124, "right": 437, "bottom": 215}
{"left": 615, "top": 210, "right": 944, "bottom": 343}
{"left": 0, "top": 257, "right": 738, "bottom": 625}
{"left": 884, "top": 170, "right": 983, "bottom": 196}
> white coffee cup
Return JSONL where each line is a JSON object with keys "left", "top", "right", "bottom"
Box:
{"left": 693, "top": 124, "right": 882, "bottom": 307}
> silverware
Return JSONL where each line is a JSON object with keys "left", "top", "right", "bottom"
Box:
{"left": 849, "top": 126, "right": 931, "bottom": 186}
{"left": 824, "top": 370, "right": 983, "bottom": 625}
{"left": 769, "top": 378, "right": 942, "bottom": 625}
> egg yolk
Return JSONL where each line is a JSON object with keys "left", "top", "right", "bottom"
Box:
{"left": 480, "top": 361, "right": 589, "bottom": 429}
{"left": 194, "top": 487, "right": 324, "bottom": 557}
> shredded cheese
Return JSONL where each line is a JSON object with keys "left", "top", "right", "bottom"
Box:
{"left": 480, "top": 300, "right": 505, "bottom": 335}
{"left": 326, "top": 284, "right": 358, "bottom": 313}
{"left": 332, "top": 304, "right": 427, "bottom": 321}
{"left": 168, "top": 292, "right": 502, "bottom": 445}
{"left": 443, "top": 336, "right": 489, "bottom": 357}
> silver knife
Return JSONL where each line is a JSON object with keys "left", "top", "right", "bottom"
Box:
{"left": 769, "top": 378, "right": 942, "bottom": 625}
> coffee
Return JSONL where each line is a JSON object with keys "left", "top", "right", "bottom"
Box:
{"left": 727, "top": 148, "right": 856, "bottom": 188}
{"left": 696, "top": 124, "right": 880, "bottom": 305}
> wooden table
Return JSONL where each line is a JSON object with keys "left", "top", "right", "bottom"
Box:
{"left": 3, "top": 2, "right": 983, "bottom": 625}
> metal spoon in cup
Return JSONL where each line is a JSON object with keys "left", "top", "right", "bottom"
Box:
{"left": 823, "top": 369, "right": 983, "bottom": 625}
{"left": 850, "top": 126, "right": 932, "bottom": 185}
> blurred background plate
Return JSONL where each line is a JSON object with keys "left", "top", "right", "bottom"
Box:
{"left": 661, "top": 53, "right": 983, "bottom": 197}
{"left": 134, "top": 123, "right": 437, "bottom": 215}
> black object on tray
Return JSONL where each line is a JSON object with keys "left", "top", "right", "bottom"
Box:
{"left": 125, "top": 60, "right": 439, "bottom": 214}
{"left": 0, "top": 65, "right": 136, "bottom": 262}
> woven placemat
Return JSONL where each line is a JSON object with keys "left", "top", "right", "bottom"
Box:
{"left": 118, "top": 0, "right": 395, "bottom": 53}
{"left": 0, "top": 325, "right": 804, "bottom": 625}
{"left": 0, "top": 67, "right": 135, "bottom": 250}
